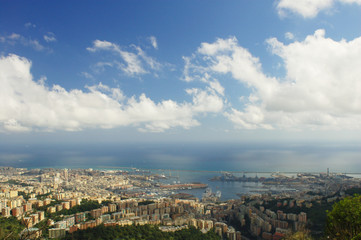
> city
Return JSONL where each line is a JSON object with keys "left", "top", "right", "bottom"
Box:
{"left": 1, "top": 166, "right": 361, "bottom": 239}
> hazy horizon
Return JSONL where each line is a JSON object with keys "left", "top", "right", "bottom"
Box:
{"left": 0, "top": 141, "right": 359, "bottom": 174}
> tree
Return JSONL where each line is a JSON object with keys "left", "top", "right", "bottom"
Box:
{"left": 283, "top": 229, "right": 313, "bottom": 240}
{"left": 0, "top": 217, "right": 25, "bottom": 240}
{"left": 325, "top": 195, "right": 361, "bottom": 240}
{"left": 64, "top": 224, "right": 220, "bottom": 240}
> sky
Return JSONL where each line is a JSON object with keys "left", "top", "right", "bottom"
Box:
{"left": 1, "top": 0, "right": 361, "bottom": 147}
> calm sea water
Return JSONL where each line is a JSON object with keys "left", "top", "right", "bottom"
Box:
{"left": 1, "top": 142, "right": 360, "bottom": 173}
{"left": 133, "top": 169, "right": 265, "bottom": 201}
{"left": 1, "top": 142, "right": 360, "bottom": 200}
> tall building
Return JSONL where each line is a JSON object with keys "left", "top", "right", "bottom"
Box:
{"left": 64, "top": 169, "right": 69, "bottom": 182}
{"left": 2, "top": 207, "right": 11, "bottom": 217}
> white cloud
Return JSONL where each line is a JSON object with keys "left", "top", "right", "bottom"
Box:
{"left": 117, "top": 51, "right": 146, "bottom": 75}
{"left": 182, "top": 56, "right": 196, "bottom": 82}
{"left": 277, "top": 0, "right": 334, "bottom": 18}
{"left": 8, "top": 33, "right": 21, "bottom": 40}
{"left": 186, "top": 88, "right": 224, "bottom": 113}
{"left": 195, "top": 37, "right": 277, "bottom": 94}
{"left": 149, "top": 36, "right": 158, "bottom": 49}
{"left": 224, "top": 106, "right": 273, "bottom": 130}
{"left": 87, "top": 40, "right": 162, "bottom": 75}
{"left": 134, "top": 45, "right": 161, "bottom": 70}
{"left": 92, "top": 62, "right": 114, "bottom": 73}
{"left": 28, "top": 39, "right": 45, "bottom": 51}
{"left": 198, "top": 37, "right": 238, "bottom": 55}
{"left": 37, "top": 76, "right": 47, "bottom": 85}
{"left": 285, "top": 32, "right": 295, "bottom": 40}
{"left": 0, "top": 54, "right": 223, "bottom": 133}
{"left": 86, "top": 40, "right": 114, "bottom": 52}
{"left": 43, "top": 32, "right": 56, "bottom": 42}
{"left": 24, "top": 22, "right": 36, "bottom": 28}
{"left": 80, "top": 72, "right": 95, "bottom": 80}
{"left": 276, "top": 0, "right": 361, "bottom": 18}
{"left": 185, "top": 31, "right": 361, "bottom": 130}
{"left": 182, "top": 57, "right": 226, "bottom": 97}
{"left": 208, "top": 80, "right": 225, "bottom": 96}
{"left": 0, "top": 33, "right": 47, "bottom": 51}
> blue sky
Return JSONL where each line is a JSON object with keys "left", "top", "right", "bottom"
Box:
{"left": 1, "top": 0, "right": 361, "bottom": 145}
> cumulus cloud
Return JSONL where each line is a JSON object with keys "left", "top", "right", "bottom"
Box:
{"left": 277, "top": 0, "right": 333, "bottom": 18}
{"left": 196, "top": 37, "right": 278, "bottom": 95}
{"left": 87, "top": 40, "right": 161, "bottom": 75}
{"left": 276, "top": 0, "right": 361, "bottom": 18}
{"left": 185, "top": 31, "right": 361, "bottom": 130}
{"left": 182, "top": 55, "right": 226, "bottom": 98}
{"left": 0, "top": 54, "right": 223, "bottom": 133}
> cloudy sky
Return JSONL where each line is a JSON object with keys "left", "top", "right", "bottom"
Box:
{"left": 1, "top": 0, "right": 361, "bottom": 145}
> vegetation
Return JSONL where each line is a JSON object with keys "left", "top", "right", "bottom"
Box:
{"left": 55, "top": 199, "right": 101, "bottom": 216}
{"left": 138, "top": 200, "right": 155, "bottom": 206}
{"left": 261, "top": 197, "right": 333, "bottom": 236}
{"left": 18, "top": 191, "right": 30, "bottom": 201}
{"left": 283, "top": 229, "right": 313, "bottom": 240}
{"left": 226, "top": 212, "right": 252, "bottom": 239}
{"left": 35, "top": 199, "right": 102, "bottom": 220}
{"left": 36, "top": 192, "right": 52, "bottom": 200}
{"left": 325, "top": 194, "right": 361, "bottom": 240}
{"left": 1, "top": 179, "right": 32, "bottom": 187}
{"left": 64, "top": 224, "right": 220, "bottom": 240}
{"left": 304, "top": 201, "right": 333, "bottom": 235}
{"left": 0, "top": 217, "right": 25, "bottom": 240}
{"left": 345, "top": 187, "right": 361, "bottom": 196}
{"left": 34, "top": 219, "right": 50, "bottom": 238}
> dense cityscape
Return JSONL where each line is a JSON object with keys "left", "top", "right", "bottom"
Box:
{"left": 1, "top": 166, "right": 361, "bottom": 239}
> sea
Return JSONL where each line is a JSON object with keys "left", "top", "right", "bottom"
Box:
{"left": 1, "top": 142, "right": 360, "bottom": 201}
